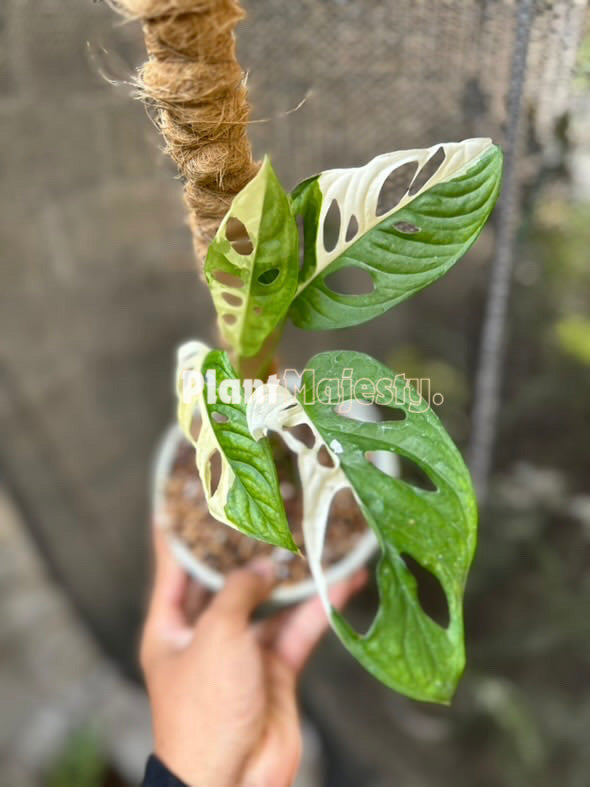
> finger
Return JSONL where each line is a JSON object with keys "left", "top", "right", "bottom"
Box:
{"left": 272, "top": 568, "right": 368, "bottom": 674}
{"left": 148, "top": 527, "right": 189, "bottom": 624}
{"left": 142, "top": 527, "right": 206, "bottom": 663}
{"left": 150, "top": 527, "right": 210, "bottom": 618}
{"left": 152, "top": 524, "right": 182, "bottom": 595}
{"left": 255, "top": 569, "right": 368, "bottom": 649}
{"left": 204, "top": 559, "right": 276, "bottom": 628}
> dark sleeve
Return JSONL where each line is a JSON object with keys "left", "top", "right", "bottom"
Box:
{"left": 142, "top": 754, "right": 188, "bottom": 787}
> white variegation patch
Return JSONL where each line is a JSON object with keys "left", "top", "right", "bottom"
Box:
{"left": 247, "top": 384, "right": 349, "bottom": 613}
{"left": 176, "top": 340, "right": 238, "bottom": 531}
{"left": 205, "top": 157, "right": 299, "bottom": 360}
{"left": 299, "top": 137, "right": 494, "bottom": 293}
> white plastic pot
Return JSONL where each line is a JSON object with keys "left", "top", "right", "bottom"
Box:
{"left": 152, "top": 400, "right": 397, "bottom": 606}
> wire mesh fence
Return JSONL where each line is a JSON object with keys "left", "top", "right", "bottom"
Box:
{"left": 239, "top": 0, "right": 588, "bottom": 186}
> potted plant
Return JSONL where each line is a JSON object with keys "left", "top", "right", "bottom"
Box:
{"left": 151, "top": 140, "right": 502, "bottom": 705}
{"left": 112, "top": 0, "right": 502, "bottom": 704}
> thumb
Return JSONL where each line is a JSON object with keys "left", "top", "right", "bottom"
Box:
{"left": 204, "top": 559, "right": 277, "bottom": 628}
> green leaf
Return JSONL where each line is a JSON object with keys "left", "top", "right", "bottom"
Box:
{"left": 303, "top": 351, "right": 477, "bottom": 702}
{"left": 205, "top": 157, "right": 299, "bottom": 358}
{"left": 176, "top": 341, "right": 297, "bottom": 551}
{"left": 289, "top": 139, "right": 503, "bottom": 331}
{"left": 247, "top": 351, "right": 477, "bottom": 702}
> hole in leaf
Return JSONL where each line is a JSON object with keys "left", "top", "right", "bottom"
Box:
{"left": 376, "top": 161, "right": 419, "bottom": 216}
{"left": 226, "top": 217, "right": 253, "bottom": 255}
{"left": 214, "top": 269, "right": 244, "bottom": 289}
{"left": 323, "top": 199, "right": 341, "bottom": 252}
{"left": 335, "top": 402, "right": 405, "bottom": 423}
{"left": 223, "top": 313, "right": 237, "bottom": 326}
{"left": 365, "top": 449, "right": 398, "bottom": 477}
{"left": 326, "top": 489, "right": 377, "bottom": 634}
{"left": 408, "top": 147, "right": 445, "bottom": 196}
{"left": 189, "top": 414, "right": 201, "bottom": 442}
{"left": 285, "top": 423, "right": 316, "bottom": 449}
{"left": 339, "top": 574, "right": 380, "bottom": 636}
{"left": 323, "top": 488, "right": 369, "bottom": 566}
{"left": 317, "top": 444, "right": 336, "bottom": 468}
{"left": 345, "top": 214, "right": 359, "bottom": 242}
{"left": 258, "top": 268, "right": 279, "bottom": 285}
{"left": 397, "top": 455, "right": 437, "bottom": 492}
{"left": 325, "top": 267, "right": 374, "bottom": 295}
{"left": 401, "top": 553, "right": 450, "bottom": 628}
{"left": 372, "top": 402, "right": 407, "bottom": 422}
{"left": 296, "top": 213, "right": 306, "bottom": 268}
{"left": 222, "top": 291, "right": 242, "bottom": 307}
{"left": 394, "top": 221, "right": 420, "bottom": 234}
{"left": 208, "top": 450, "right": 222, "bottom": 496}
{"left": 211, "top": 411, "right": 228, "bottom": 424}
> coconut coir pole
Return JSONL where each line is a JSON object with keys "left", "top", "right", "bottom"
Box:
{"left": 111, "top": 0, "right": 260, "bottom": 266}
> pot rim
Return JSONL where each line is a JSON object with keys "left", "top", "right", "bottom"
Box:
{"left": 151, "top": 403, "right": 397, "bottom": 605}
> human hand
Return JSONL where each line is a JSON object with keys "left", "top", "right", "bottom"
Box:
{"left": 140, "top": 528, "right": 367, "bottom": 787}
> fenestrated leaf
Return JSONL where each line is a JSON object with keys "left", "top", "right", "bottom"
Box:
{"left": 204, "top": 156, "right": 299, "bottom": 359}
{"left": 247, "top": 382, "right": 350, "bottom": 613}
{"left": 176, "top": 340, "right": 297, "bottom": 551}
{"left": 247, "top": 350, "right": 477, "bottom": 703}
{"left": 289, "top": 139, "right": 502, "bottom": 331}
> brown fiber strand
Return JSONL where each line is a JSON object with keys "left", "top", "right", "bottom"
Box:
{"left": 110, "top": 0, "right": 260, "bottom": 266}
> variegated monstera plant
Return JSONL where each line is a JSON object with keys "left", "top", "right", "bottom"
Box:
{"left": 176, "top": 139, "right": 503, "bottom": 704}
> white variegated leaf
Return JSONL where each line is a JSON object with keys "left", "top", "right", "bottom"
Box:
{"left": 176, "top": 341, "right": 295, "bottom": 550}
{"left": 290, "top": 138, "right": 502, "bottom": 330}
{"left": 176, "top": 341, "right": 234, "bottom": 526}
{"left": 247, "top": 383, "right": 349, "bottom": 612}
{"left": 204, "top": 157, "right": 299, "bottom": 360}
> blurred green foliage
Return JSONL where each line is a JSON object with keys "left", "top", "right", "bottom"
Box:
{"left": 46, "top": 730, "right": 107, "bottom": 787}
{"left": 533, "top": 198, "right": 590, "bottom": 294}
{"left": 554, "top": 316, "right": 590, "bottom": 365}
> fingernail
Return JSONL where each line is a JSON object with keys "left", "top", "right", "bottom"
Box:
{"left": 248, "top": 558, "right": 277, "bottom": 581}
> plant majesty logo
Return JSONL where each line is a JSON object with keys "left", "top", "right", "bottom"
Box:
{"left": 180, "top": 368, "right": 444, "bottom": 413}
